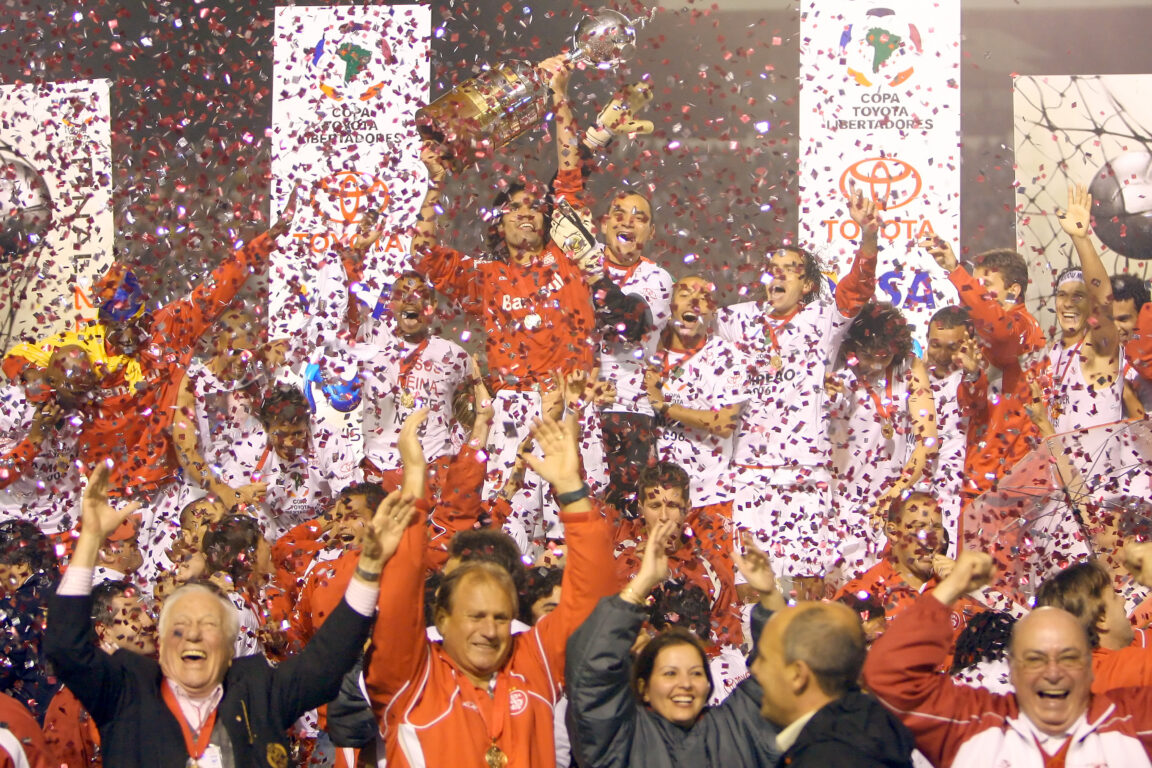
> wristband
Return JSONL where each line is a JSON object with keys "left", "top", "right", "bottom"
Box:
{"left": 354, "top": 565, "right": 382, "bottom": 583}
{"left": 554, "top": 483, "right": 590, "bottom": 506}
{"left": 582, "top": 124, "right": 614, "bottom": 150}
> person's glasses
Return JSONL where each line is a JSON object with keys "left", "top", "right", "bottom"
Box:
{"left": 1013, "top": 651, "right": 1087, "bottom": 672}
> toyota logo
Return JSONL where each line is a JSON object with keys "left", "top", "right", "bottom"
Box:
{"left": 839, "top": 157, "right": 922, "bottom": 210}
{"left": 313, "top": 171, "right": 390, "bottom": 228}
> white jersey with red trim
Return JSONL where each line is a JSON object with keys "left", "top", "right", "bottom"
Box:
{"left": 0, "top": 384, "right": 83, "bottom": 534}
{"left": 358, "top": 328, "right": 470, "bottom": 471}
{"left": 215, "top": 430, "right": 361, "bottom": 540}
{"left": 599, "top": 258, "right": 673, "bottom": 415}
{"left": 1047, "top": 341, "right": 1123, "bottom": 433}
{"left": 828, "top": 362, "right": 915, "bottom": 511}
{"left": 185, "top": 359, "right": 267, "bottom": 478}
{"left": 655, "top": 336, "right": 749, "bottom": 504}
{"left": 828, "top": 362, "right": 917, "bottom": 576}
{"left": 717, "top": 299, "right": 852, "bottom": 473}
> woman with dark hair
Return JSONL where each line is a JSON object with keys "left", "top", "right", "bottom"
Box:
{"left": 566, "top": 522, "right": 784, "bottom": 768}
{"left": 827, "top": 301, "right": 938, "bottom": 580}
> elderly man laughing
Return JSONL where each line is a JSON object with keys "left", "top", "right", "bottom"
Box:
{"left": 46, "top": 462, "right": 417, "bottom": 768}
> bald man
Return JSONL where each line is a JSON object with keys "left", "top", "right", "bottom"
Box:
{"left": 864, "top": 549, "right": 1152, "bottom": 767}
{"left": 750, "top": 601, "right": 914, "bottom": 767}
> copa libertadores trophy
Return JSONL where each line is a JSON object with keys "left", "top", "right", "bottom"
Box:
{"left": 416, "top": 7, "right": 646, "bottom": 171}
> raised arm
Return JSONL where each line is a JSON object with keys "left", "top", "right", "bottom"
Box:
{"left": 878, "top": 358, "right": 939, "bottom": 516}
{"left": 171, "top": 378, "right": 228, "bottom": 503}
{"left": 524, "top": 414, "right": 620, "bottom": 688}
{"left": 834, "top": 190, "right": 881, "bottom": 318}
{"left": 412, "top": 142, "right": 448, "bottom": 256}
{"left": 1060, "top": 183, "right": 1120, "bottom": 360}
{"left": 428, "top": 383, "right": 496, "bottom": 570}
{"left": 863, "top": 551, "right": 1007, "bottom": 767}
{"left": 541, "top": 55, "right": 579, "bottom": 177}
{"left": 44, "top": 466, "right": 141, "bottom": 721}
{"left": 362, "top": 412, "right": 433, "bottom": 715}
{"left": 157, "top": 188, "right": 298, "bottom": 347}
{"left": 922, "top": 237, "right": 1040, "bottom": 362}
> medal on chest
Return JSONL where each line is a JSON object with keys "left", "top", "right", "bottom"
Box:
{"left": 399, "top": 390, "right": 417, "bottom": 409}
{"left": 485, "top": 743, "right": 509, "bottom": 768}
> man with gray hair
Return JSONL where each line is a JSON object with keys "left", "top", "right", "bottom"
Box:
{"left": 750, "top": 600, "right": 915, "bottom": 767}
{"left": 46, "top": 460, "right": 418, "bottom": 768}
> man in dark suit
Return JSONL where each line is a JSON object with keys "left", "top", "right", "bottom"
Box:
{"left": 46, "top": 459, "right": 418, "bottom": 768}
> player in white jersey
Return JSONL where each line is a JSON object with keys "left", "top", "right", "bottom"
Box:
{"left": 827, "top": 302, "right": 937, "bottom": 581}
{"left": 644, "top": 276, "right": 749, "bottom": 506}
{"left": 357, "top": 271, "right": 470, "bottom": 487}
{"left": 0, "top": 380, "right": 82, "bottom": 534}
{"left": 172, "top": 308, "right": 270, "bottom": 512}
{"left": 213, "top": 384, "right": 360, "bottom": 540}
{"left": 596, "top": 190, "right": 673, "bottom": 511}
{"left": 1047, "top": 185, "right": 1122, "bottom": 435}
{"left": 920, "top": 305, "right": 983, "bottom": 554}
{"left": 716, "top": 191, "right": 880, "bottom": 594}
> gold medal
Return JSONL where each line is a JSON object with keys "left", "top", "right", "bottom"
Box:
{"left": 485, "top": 744, "right": 509, "bottom": 768}
{"left": 769, "top": 354, "right": 783, "bottom": 371}
{"left": 400, "top": 391, "right": 416, "bottom": 408}
{"left": 881, "top": 422, "right": 895, "bottom": 440}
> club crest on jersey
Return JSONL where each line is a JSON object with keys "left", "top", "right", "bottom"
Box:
{"left": 509, "top": 689, "right": 529, "bottom": 715}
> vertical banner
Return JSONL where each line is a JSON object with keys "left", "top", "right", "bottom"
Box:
{"left": 1013, "top": 74, "right": 1152, "bottom": 325}
{"left": 270, "top": 4, "right": 431, "bottom": 340}
{"left": 798, "top": 1, "right": 961, "bottom": 340}
{"left": 0, "top": 80, "right": 112, "bottom": 349}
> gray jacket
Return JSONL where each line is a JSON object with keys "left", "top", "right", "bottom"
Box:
{"left": 566, "top": 595, "right": 781, "bottom": 768}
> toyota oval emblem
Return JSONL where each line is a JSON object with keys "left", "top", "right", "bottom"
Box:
{"left": 839, "top": 157, "right": 923, "bottom": 210}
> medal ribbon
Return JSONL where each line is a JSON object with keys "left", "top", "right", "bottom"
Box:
{"left": 605, "top": 255, "right": 649, "bottom": 287}
{"left": 1052, "top": 338, "right": 1085, "bottom": 388}
{"left": 161, "top": 681, "right": 218, "bottom": 762}
{"left": 761, "top": 305, "right": 802, "bottom": 355}
{"left": 859, "top": 364, "right": 896, "bottom": 427}
{"left": 658, "top": 336, "right": 706, "bottom": 379}
{"left": 397, "top": 338, "right": 430, "bottom": 399}
{"left": 456, "top": 670, "right": 512, "bottom": 761}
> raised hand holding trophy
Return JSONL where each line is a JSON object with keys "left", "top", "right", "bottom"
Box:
{"left": 416, "top": 7, "right": 647, "bottom": 172}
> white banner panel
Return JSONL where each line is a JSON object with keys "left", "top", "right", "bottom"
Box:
{"left": 0, "top": 80, "right": 112, "bottom": 349}
{"left": 270, "top": 4, "right": 431, "bottom": 339}
{"left": 799, "top": 1, "right": 961, "bottom": 342}
{"left": 1013, "top": 74, "right": 1152, "bottom": 329}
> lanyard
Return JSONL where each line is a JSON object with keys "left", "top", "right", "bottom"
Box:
{"left": 606, "top": 256, "right": 648, "bottom": 287}
{"left": 658, "top": 337, "right": 707, "bottom": 379}
{"left": 1053, "top": 339, "right": 1085, "bottom": 388}
{"left": 254, "top": 445, "right": 271, "bottom": 474}
{"left": 456, "top": 669, "right": 512, "bottom": 761}
{"left": 761, "top": 305, "right": 801, "bottom": 354}
{"left": 859, "top": 365, "right": 896, "bottom": 424}
{"left": 161, "top": 681, "right": 219, "bottom": 761}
